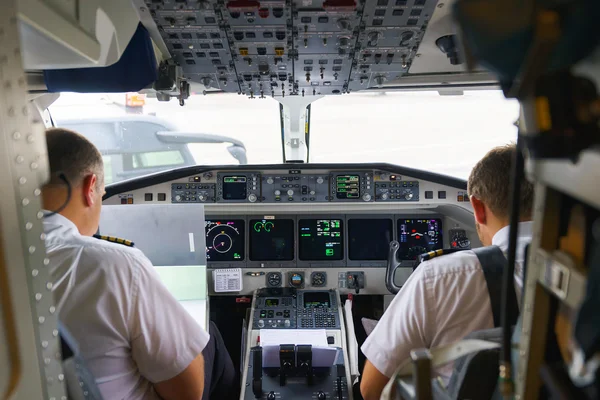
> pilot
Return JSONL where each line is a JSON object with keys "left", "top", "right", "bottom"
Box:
{"left": 42, "top": 127, "right": 238, "bottom": 400}
{"left": 360, "top": 144, "right": 535, "bottom": 400}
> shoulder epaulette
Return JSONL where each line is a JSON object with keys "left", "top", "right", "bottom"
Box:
{"left": 93, "top": 234, "right": 135, "bottom": 247}
{"left": 418, "top": 248, "right": 465, "bottom": 262}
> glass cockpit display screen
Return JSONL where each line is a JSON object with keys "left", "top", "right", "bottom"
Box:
{"left": 249, "top": 219, "right": 294, "bottom": 261}
{"left": 298, "top": 219, "right": 343, "bottom": 261}
{"left": 398, "top": 218, "right": 443, "bottom": 260}
{"left": 205, "top": 220, "right": 245, "bottom": 261}
{"left": 222, "top": 176, "right": 247, "bottom": 200}
{"left": 348, "top": 219, "right": 393, "bottom": 260}
{"left": 335, "top": 175, "right": 360, "bottom": 199}
{"left": 303, "top": 292, "right": 331, "bottom": 308}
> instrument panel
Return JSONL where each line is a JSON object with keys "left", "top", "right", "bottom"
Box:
{"left": 204, "top": 214, "right": 444, "bottom": 268}
{"left": 142, "top": 0, "right": 440, "bottom": 96}
{"left": 104, "top": 164, "right": 475, "bottom": 294}
{"left": 156, "top": 168, "right": 448, "bottom": 204}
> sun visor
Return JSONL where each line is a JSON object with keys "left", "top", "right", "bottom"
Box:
{"left": 43, "top": 23, "right": 158, "bottom": 93}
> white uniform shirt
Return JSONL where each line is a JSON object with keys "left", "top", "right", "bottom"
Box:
{"left": 361, "top": 221, "right": 533, "bottom": 382}
{"left": 44, "top": 213, "right": 210, "bottom": 400}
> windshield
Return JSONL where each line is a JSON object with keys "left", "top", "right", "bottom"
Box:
{"left": 48, "top": 90, "right": 518, "bottom": 184}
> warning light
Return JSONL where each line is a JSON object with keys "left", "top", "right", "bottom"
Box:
{"left": 452, "top": 241, "right": 457, "bottom": 247}
{"left": 412, "top": 229, "right": 416, "bottom": 233}
{"left": 415, "top": 235, "right": 420, "bottom": 240}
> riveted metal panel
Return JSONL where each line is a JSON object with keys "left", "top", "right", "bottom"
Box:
{"left": 0, "top": 1, "right": 66, "bottom": 398}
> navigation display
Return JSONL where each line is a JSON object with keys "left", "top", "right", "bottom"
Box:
{"left": 299, "top": 219, "right": 343, "bottom": 261}
{"left": 303, "top": 292, "right": 330, "bottom": 308}
{"left": 205, "top": 220, "right": 245, "bottom": 262}
{"left": 348, "top": 219, "right": 393, "bottom": 260}
{"left": 398, "top": 218, "right": 443, "bottom": 260}
{"left": 249, "top": 219, "right": 294, "bottom": 261}
{"left": 222, "top": 176, "right": 247, "bottom": 200}
{"left": 336, "top": 175, "right": 360, "bottom": 199}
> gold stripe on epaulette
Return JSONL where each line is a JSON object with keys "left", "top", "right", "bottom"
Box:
{"left": 93, "top": 234, "right": 134, "bottom": 247}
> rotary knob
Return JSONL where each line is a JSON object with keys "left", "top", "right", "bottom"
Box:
{"left": 274, "top": 190, "right": 281, "bottom": 196}
{"left": 337, "top": 18, "right": 351, "bottom": 31}
{"left": 403, "top": 190, "right": 414, "bottom": 200}
{"left": 316, "top": 177, "right": 324, "bottom": 184}
{"left": 339, "top": 37, "right": 352, "bottom": 48}
{"left": 362, "top": 193, "right": 372, "bottom": 202}
{"left": 248, "top": 194, "right": 257, "bottom": 202}
{"left": 267, "top": 392, "right": 276, "bottom": 400}
{"left": 368, "top": 31, "right": 381, "bottom": 45}
{"left": 258, "top": 320, "right": 265, "bottom": 328}
{"left": 200, "top": 77, "right": 212, "bottom": 87}
{"left": 317, "top": 391, "right": 327, "bottom": 400}
{"left": 381, "top": 193, "right": 389, "bottom": 200}
{"left": 175, "top": 195, "right": 182, "bottom": 202}
{"left": 199, "top": 195, "right": 206, "bottom": 202}
{"left": 310, "top": 190, "right": 316, "bottom": 195}
{"left": 267, "top": 177, "right": 274, "bottom": 184}
{"left": 284, "top": 320, "right": 291, "bottom": 327}
{"left": 287, "top": 189, "right": 294, "bottom": 196}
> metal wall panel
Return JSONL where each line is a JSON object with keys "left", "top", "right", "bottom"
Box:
{"left": 0, "top": 1, "right": 66, "bottom": 398}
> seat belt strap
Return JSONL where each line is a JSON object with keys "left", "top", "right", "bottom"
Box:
{"left": 472, "top": 246, "right": 519, "bottom": 328}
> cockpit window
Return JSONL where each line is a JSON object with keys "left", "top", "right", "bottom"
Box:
{"left": 309, "top": 91, "right": 519, "bottom": 179}
{"left": 48, "top": 90, "right": 518, "bottom": 183}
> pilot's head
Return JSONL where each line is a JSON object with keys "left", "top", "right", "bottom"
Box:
{"left": 43, "top": 127, "right": 105, "bottom": 236}
{"left": 468, "top": 143, "right": 534, "bottom": 246}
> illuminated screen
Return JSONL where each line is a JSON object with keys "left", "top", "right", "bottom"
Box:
{"left": 336, "top": 175, "right": 360, "bottom": 199}
{"left": 265, "top": 299, "right": 279, "bottom": 307}
{"left": 222, "top": 176, "right": 247, "bottom": 200}
{"left": 298, "top": 219, "right": 344, "bottom": 261}
{"left": 303, "top": 292, "right": 330, "bottom": 308}
{"left": 348, "top": 219, "right": 393, "bottom": 260}
{"left": 249, "top": 219, "right": 294, "bottom": 261}
{"left": 397, "top": 218, "right": 443, "bottom": 260}
{"left": 205, "top": 220, "right": 245, "bottom": 261}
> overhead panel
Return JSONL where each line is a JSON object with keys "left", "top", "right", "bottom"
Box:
{"left": 143, "top": 0, "right": 438, "bottom": 97}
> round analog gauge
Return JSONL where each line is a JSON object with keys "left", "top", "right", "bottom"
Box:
{"left": 267, "top": 272, "right": 282, "bottom": 287}
{"left": 205, "top": 220, "right": 244, "bottom": 261}
{"left": 311, "top": 272, "right": 327, "bottom": 287}
{"left": 289, "top": 272, "right": 304, "bottom": 288}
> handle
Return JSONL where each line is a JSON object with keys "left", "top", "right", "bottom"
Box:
{"left": 386, "top": 241, "right": 403, "bottom": 294}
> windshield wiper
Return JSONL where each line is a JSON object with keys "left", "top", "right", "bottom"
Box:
{"left": 155, "top": 131, "right": 248, "bottom": 164}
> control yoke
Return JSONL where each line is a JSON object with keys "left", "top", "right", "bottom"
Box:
{"left": 386, "top": 241, "right": 403, "bottom": 294}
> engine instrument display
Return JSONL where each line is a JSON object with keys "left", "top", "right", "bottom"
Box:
{"left": 265, "top": 298, "right": 279, "bottom": 307}
{"left": 303, "top": 292, "right": 331, "bottom": 308}
{"left": 205, "top": 220, "right": 245, "bottom": 261}
{"left": 298, "top": 219, "right": 343, "bottom": 261}
{"left": 222, "top": 176, "right": 247, "bottom": 200}
{"left": 398, "top": 218, "right": 443, "bottom": 260}
{"left": 348, "top": 219, "right": 394, "bottom": 260}
{"left": 249, "top": 219, "right": 294, "bottom": 261}
{"left": 335, "top": 175, "right": 360, "bottom": 199}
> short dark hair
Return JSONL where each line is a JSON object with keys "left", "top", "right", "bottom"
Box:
{"left": 45, "top": 127, "right": 103, "bottom": 187}
{"left": 468, "top": 144, "right": 534, "bottom": 220}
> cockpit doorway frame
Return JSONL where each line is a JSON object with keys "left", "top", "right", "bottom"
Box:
{"left": 0, "top": 1, "right": 67, "bottom": 398}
